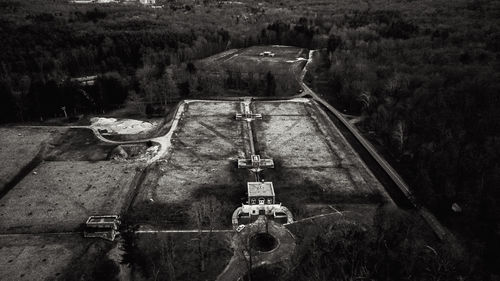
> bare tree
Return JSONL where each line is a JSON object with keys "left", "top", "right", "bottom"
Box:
{"left": 392, "top": 120, "right": 407, "bottom": 154}
{"left": 357, "top": 90, "right": 372, "bottom": 110}
{"left": 146, "top": 235, "right": 176, "bottom": 281}
{"left": 189, "top": 196, "right": 224, "bottom": 272}
{"left": 236, "top": 230, "right": 253, "bottom": 281}
{"left": 162, "top": 236, "right": 176, "bottom": 281}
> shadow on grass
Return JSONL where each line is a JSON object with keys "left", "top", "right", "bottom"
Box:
{"left": 263, "top": 158, "right": 386, "bottom": 219}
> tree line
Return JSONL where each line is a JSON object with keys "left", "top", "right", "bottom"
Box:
{"left": 0, "top": 2, "right": 322, "bottom": 121}
{"left": 306, "top": 5, "right": 500, "bottom": 277}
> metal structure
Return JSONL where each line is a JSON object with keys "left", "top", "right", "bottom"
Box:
{"left": 259, "top": 51, "right": 275, "bottom": 57}
{"left": 84, "top": 215, "right": 121, "bottom": 241}
{"left": 237, "top": 154, "right": 274, "bottom": 172}
{"left": 235, "top": 101, "right": 262, "bottom": 121}
{"left": 235, "top": 111, "right": 262, "bottom": 121}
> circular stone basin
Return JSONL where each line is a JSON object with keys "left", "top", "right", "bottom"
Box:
{"left": 249, "top": 233, "right": 278, "bottom": 252}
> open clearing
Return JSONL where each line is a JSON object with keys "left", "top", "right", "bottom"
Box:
{"left": 130, "top": 98, "right": 390, "bottom": 227}
{"left": 197, "top": 45, "right": 307, "bottom": 95}
{"left": 131, "top": 101, "right": 250, "bottom": 227}
{"left": 0, "top": 161, "right": 141, "bottom": 233}
{"left": 201, "top": 45, "right": 306, "bottom": 75}
{"left": 45, "top": 128, "right": 117, "bottom": 161}
{"left": 254, "top": 99, "right": 389, "bottom": 202}
{"left": 0, "top": 97, "right": 394, "bottom": 278}
{"left": 0, "top": 98, "right": 395, "bottom": 279}
{"left": 0, "top": 127, "right": 66, "bottom": 193}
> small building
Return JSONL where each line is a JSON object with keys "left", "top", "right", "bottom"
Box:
{"left": 237, "top": 154, "right": 274, "bottom": 172}
{"left": 70, "top": 75, "right": 98, "bottom": 86}
{"left": 139, "top": 0, "right": 155, "bottom": 5}
{"left": 84, "top": 215, "right": 120, "bottom": 241}
{"left": 248, "top": 181, "right": 275, "bottom": 205}
{"left": 232, "top": 181, "right": 293, "bottom": 226}
{"left": 259, "top": 51, "right": 275, "bottom": 57}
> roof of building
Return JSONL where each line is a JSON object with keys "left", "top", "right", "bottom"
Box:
{"left": 86, "top": 215, "right": 119, "bottom": 227}
{"left": 247, "top": 182, "right": 275, "bottom": 197}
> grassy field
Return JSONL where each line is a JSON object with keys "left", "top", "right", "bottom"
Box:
{"left": 201, "top": 45, "right": 306, "bottom": 74}
{"left": 196, "top": 45, "right": 307, "bottom": 96}
{"left": 45, "top": 128, "right": 117, "bottom": 161}
{"left": 0, "top": 234, "right": 96, "bottom": 281}
{"left": 0, "top": 161, "right": 142, "bottom": 233}
{"left": 254, "top": 99, "right": 391, "bottom": 217}
{"left": 1, "top": 0, "right": 494, "bottom": 278}
{"left": 0, "top": 127, "right": 67, "bottom": 193}
{"left": 129, "top": 99, "right": 391, "bottom": 228}
{"left": 129, "top": 101, "right": 250, "bottom": 227}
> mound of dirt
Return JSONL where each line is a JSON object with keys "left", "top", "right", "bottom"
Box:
{"left": 90, "top": 117, "right": 156, "bottom": 135}
{"left": 109, "top": 145, "right": 128, "bottom": 160}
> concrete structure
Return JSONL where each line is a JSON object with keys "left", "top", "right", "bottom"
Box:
{"left": 259, "top": 51, "right": 275, "bottom": 57}
{"left": 70, "top": 75, "right": 97, "bottom": 86}
{"left": 248, "top": 181, "right": 275, "bottom": 205}
{"left": 232, "top": 182, "right": 293, "bottom": 226}
{"left": 237, "top": 154, "right": 274, "bottom": 172}
{"left": 84, "top": 215, "right": 120, "bottom": 241}
{"left": 233, "top": 203, "right": 292, "bottom": 226}
{"left": 235, "top": 108, "right": 261, "bottom": 121}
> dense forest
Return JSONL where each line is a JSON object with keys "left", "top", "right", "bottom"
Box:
{"left": 286, "top": 206, "right": 466, "bottom": 281}
{"left": 0, "top": 1, "right": 235, "bottom": 120}
{"left": 303, "top": 1, "right": 500, "bottom": 277}
{"left": 1, "top": 0, "right": 500, "bottom": 279}
{"left": 0, "top": 0, "right": 319, "bottom": 121}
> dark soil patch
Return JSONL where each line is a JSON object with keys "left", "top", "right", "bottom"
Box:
{"left": 262, "top": 159, "right": 386, "bottom": 220}
{"left": 190, "top": 163, "right": 249, "bottom": 205}
{"left": 120, "top": 143, "right": 157, "bottom": 159}
{"left": 44, "top": 128, "right": 115, "bottom": 161}
{"left": 124, "top": 201, "right": 190, "bottom": 228}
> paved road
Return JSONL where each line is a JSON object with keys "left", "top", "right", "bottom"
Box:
{"left": 135, "top": 229, "right": 234, "bottom": 234}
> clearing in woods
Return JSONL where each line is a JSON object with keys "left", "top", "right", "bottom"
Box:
{"left": 0, "top": 46, "right": 399, "bottom": 281}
